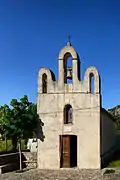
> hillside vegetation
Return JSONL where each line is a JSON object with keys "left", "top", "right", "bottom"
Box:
{"left": 108, "top": 105, "right": 120, "bottom": 134}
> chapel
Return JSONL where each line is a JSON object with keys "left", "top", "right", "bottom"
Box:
{"left": 37, "top": 38, "right": 116, "bottom": 169}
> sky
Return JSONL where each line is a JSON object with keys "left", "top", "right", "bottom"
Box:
{"left": 0, "top": 0, "right": 120, "bottom": 109}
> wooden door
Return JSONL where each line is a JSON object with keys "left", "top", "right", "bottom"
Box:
{"left": 60, "top": 135, "right": 70, "bottom": 168}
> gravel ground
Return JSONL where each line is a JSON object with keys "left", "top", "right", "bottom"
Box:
{"left": 1, "top": 168, "right": 120, "bottom": 180}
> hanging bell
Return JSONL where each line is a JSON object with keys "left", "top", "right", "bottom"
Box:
{"left": 66, "top": 67, "right": 72, "bottom": 79}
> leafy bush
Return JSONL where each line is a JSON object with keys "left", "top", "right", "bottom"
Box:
{"left": 104, "top": 169, "right": 115, "bottom": 174}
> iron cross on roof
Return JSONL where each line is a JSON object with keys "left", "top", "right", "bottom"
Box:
{"left": 67, "top": 35, "right": 71, "bottom": 46}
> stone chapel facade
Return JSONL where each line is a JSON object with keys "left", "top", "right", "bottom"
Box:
{"left": 37, "top": 40, "right": 116, "bottom": 169}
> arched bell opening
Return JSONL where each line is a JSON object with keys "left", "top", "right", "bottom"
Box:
{"left": 89, "top": 73, "right": 94, "bottom": 94}
{"left": 42, "top": 73, "right": 47, "bottom": 93}
{"left": 63, "top": 53, "right": 73, "bottom": 84}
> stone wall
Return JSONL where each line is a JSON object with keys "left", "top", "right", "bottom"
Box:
{"left": 0, "top": 152, "right": 20, "bottom": 173}
{"left": 0, "top": 151, "right": 37, "bottom": 171}
{"left": 0, "top": 152, "right": 19, "bottom": 166}
{"left": 22, "top": 152, "right": 37, "bottom": 169}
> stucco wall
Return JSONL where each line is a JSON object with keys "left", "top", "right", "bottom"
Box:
{"left": 100, "top": 109, "right": 116, "bottom": 157}
{"left": 37, "top": 43, "right": 101, "bottom": 169}
{"left": 37, "top": 92, "right": 101, "bottom": 169}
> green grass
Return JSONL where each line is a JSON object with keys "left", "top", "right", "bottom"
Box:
{"left": 0, "top": 139, "right": 27, "bottom": 153}
{"left": 108, "top": 159, "right": 120, "bottom": 167}
{"left": 107, "top": 150, "right": 120, "bottom": 168}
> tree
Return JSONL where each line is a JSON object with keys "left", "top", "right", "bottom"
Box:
{"left": 0, "top": 95, "right": 37, "bottom": 150}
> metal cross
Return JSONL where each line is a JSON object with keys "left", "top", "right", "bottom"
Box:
{"left": 68, "top": 35, "right": 70, "bottom": 42}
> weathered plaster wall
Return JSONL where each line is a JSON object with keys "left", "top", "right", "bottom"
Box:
{"left": 37, "top": 92, "right": 101, "bottom": 169}
{"left": 37, "top": 43, "right": 101, "bottom": 169}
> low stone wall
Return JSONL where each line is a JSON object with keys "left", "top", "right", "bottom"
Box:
{"left": 22, "top": 152, "right": 37, "bottom": 169}
{"left": 0, "top": 152, "right": 19, "bottom": 166}
{"left": 0, "top": 151, "right": 37, "bottom": 172}
{"left": 0, "top": 152, "right": 20, "bottom": 173}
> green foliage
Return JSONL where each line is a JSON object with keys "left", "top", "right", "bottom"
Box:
{"left": 108, "top": 105, "right": 120, "bottom": 130}
{"left": 0, "top": 140, "right": 12, "bottom": 152}
{"left": 117, "top": 129, "right": 120, "bottom": 135}
{"left": 20, "top": 139, "right": 27, "bottom": 150}
{"left": 0, "top": 139, "right": 27, "bottom": 152}
{"left": 106, "top": 150, "right": 120, "bottom": 168}
{"left": 103, "top": 169, "right": 115, "bottom": 174}
{"left": 0, "top": 95, "right": 37, "bottom": 149}
{"left": 108, "top": 160, "right": 120, "bottom": 167}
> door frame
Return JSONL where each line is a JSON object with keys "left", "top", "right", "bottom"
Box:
{"left": 59, "top": 135, "right": 77, "bottom": 168}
